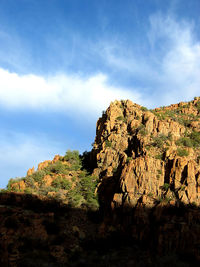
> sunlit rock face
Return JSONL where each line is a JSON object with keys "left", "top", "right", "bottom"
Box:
{"left": 93, "top": 98, "right": 200, "bottom": 209}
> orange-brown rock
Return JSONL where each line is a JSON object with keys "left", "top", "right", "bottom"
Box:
{"left": 11, "top": 180, "right": 26, "bottom": 191}
{"left": 38, "top": 160, "right": 51, "bottom": 170}
{"left": 52, "top": 155, "right": 61, "bottom": 163}
{"left": 43, "top": 175, "right": 53, "bottom": 187}
{"left": 93, "top": 98, "right": 200, "bottom": 210}
{"left": 27, "top": 167, "right": 35, "bottom": 176}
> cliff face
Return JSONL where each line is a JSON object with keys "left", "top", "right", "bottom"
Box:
{"left": 1, "top": 97, "right": 200, "bottom": 265}
{"left": 91, "top": 97, "right": 200, "bottom": 260}
{"left": 92, "top": 98, "right": 200, "bottom": 209}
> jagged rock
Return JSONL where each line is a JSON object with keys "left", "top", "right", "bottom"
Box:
{"left": 38, "top": 160, "right": 51, "bottom": 170}
{"left": 27, "top": 167, "right": 35, "bottom": 176}
{"left": 52, "top": 155, "right": 61, "bottom": 163}
{"left": 93, "top": 98, "right": 200, "bottom": 209}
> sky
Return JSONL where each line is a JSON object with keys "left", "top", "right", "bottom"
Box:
{"left": 0, "top": 0, "right": 200, "bottom": 188}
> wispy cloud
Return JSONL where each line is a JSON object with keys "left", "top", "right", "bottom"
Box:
{"left": 0, "top": 68, "right": 143, "bottom": 116}
{"left": 97, "top": 13, "right": 200, "bottom": 107}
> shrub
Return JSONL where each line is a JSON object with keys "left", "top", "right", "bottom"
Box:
{"left": 31, "top": 170, "right": 46, "bottom": 183}
{"left": 24, "top": 188, "right": 33, "bottom": 194}
{"left": 157, "top": 170, "right": 162, "bottom": 175}
{"left": 190, "top": 131, "right": 200, "bottom": 147}
{"left": 126, "top": 157, "right": 132, "bottom": 163}
{"left": 136, "top": 115, "right": 140, "bottom": 120}
{"left": 116, "top": 115, "right": 127, "bottom": 123}
{"left": 25, "top": 176, "right": 36, "bottom": 188}
{"left": 38, "top": 186, "right": 58, "bottom": 196}
{"left": 116, "top": 116, "right": 124, "bottom": 121}
{"left": 105, "top": 140, "right": 112, "bottom": 148}
{"left": 175, "top": 137, "right": 193, "bottom": 147}
{"left": 68, "top": 188, "right": 84, "bottom": 207}
{"left": 64, "top": 150, "right": 81, "bottom": 166}
{"left": 52, "top": 176, "right": 72, "bottom": 190}
{"left": 139, "top": 129, "right": 148, "bottom": 136}
{"left": 137, "top": 124, "right": 145, "bottom": 132}
{"left": 152, "top": 134, "right": 168, "bottom": 148}
{"left": 176, "top": 117, "right": 190, "bottom": 127}
{"left": 155, "top": 154, "right": 163, "bottom": 160}
{"left": 79, "top": 174, "right": 99, "bottom": 208}
{"left": 47, "top": 161, "right": 74, "bottom": 173}
{"left": 177, "top": 148, "right": 189, "bottom": 157}
{"left": 141, "top": 106, "right": 148, "bottom": 111}
{"left": 162, "top": 183, "right": 170, "bottom": 191}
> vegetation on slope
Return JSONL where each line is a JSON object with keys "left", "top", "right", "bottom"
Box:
{"left": 3, "top": 150, "right": 99, "bottom": 210}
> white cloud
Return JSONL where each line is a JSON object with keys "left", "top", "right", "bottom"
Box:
{"left": 0, "top": 68, "right": 142, "bottom": 115}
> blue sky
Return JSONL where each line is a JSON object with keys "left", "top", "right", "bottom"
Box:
{"left": 0, "top": 0, "right": 200, "bottom": 188}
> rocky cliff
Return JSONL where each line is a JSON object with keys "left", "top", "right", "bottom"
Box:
{"left": 93, "top": 97, "right": 200, "bottom": 209}
{"left": 1, "top": 97, "right": 200, "bottom": 266}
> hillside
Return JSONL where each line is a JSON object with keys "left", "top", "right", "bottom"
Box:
{"left": 0, "top": 97, "right": 200, "bottom": 266}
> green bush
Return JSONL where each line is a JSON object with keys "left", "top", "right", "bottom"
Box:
{"left": 64, "top": 150, "right": 81, "bottom": 169}
{"left": 141, "top": 106, "right": 148, "bottom": 111}
{"left": 116, "top": 116, "right": 124, "bottom": 121}
{"left": 176, "top": 131, "right": 200, "bottom": 148}
{"left": 135, "top": 115, "right": 140, "bottom": 120}
{"left": 25, "top": 176, "right": 36, "bottom": 188}
{"left": 157, "top": 169, "right": 162, "bottom": 175}
{"left": 152, "top": 134, "right": 168, "bottom": 148}
{"left": 116, "top": 115, "right": 127, "bottom": 123}
{"left": 31, "top": 170, "right": 46, "bottom": 182}
{"left": 162, "top": 183, "right": 170, "bottom": 191}
{"left": 52, "top": 176, "right": 72, "bottom": 190}
{"left": 175, "top": 137, "right": 193, "bottom": 147}
{"left": 155, "top": 154, "right": 163, "bottom": 160}
{"left": 126, "top": 157, "right": 132, "bottom": 163}
{"left": 38, "top": 186, "right": 58, "bottom": 196}
{"left": 24, "top": 188, "right": 33, "bottom": 194}
{"left": 46, "top": 161, "right": 70, "bottom": 174}
{"left": 176, "top": 117, "right": 190, "bottom": 127}
{"left": 79, "top": 174, "right": 99, "bottom": 209}
{"left": 105, "top": 140, "right": 112, "bottom": 148}
{"left": 139, "top": 129, "right": 148, "bottom": 136}
{"left": 68, "top": 188, "right": 84, "bottom": 207}
{"left": 177, "top": 148, "right": 189, "bottom": 157}
{"left": 190, "top": 131, "right": 200, "bottom": 147}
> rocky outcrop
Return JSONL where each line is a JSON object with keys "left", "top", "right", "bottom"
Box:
{"left": 27, "top": 167, "right": 35, "bottom": 176}
{"left": 92, "top": 98, "right": 200, "bottom": 209}
{"left": 38, "top": 160, "right": 51, "bottom": 171}
{"left": 91, "top": 98, "right": 200, "bottom": 260}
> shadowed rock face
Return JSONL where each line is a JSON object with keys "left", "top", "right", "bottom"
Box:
{"left": 1, "top": 97, "right": 200, "bottom": 266}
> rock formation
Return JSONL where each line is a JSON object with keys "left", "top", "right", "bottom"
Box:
{"left": 93, "top": 98, "right": 200, "bottom": 209}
